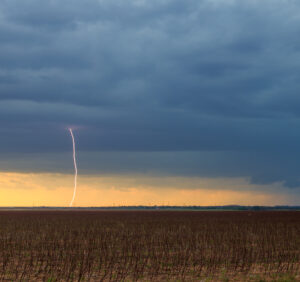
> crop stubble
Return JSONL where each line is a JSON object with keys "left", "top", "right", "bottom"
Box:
{"left": 0, "top": 210, "right": 299, "bottom": 281}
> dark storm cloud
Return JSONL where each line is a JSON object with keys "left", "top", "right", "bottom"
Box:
{"left": 1, "top": 0, "right": 300, "bottom": 188}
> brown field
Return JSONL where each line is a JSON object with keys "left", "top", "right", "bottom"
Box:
{"left": 0, "top": 210, "right": 299, "bottom": 281}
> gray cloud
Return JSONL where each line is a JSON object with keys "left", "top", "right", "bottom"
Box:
{"left": 1, "top": 0, "right": 300, "bottom": 189}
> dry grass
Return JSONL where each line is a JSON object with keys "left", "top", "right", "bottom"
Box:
{"left": 0, "top": 210, "right": 299, "bottom": 281}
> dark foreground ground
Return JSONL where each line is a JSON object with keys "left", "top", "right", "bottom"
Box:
{"left": 0, "top": 210, "right": 299, "bottom": 281}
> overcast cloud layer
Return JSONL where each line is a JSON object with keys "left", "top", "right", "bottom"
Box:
{"left": 1, "top": 0, "right": 300, "bottom": 189}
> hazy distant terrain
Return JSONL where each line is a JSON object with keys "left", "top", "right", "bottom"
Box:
{"left": 1, "top": 205, "right": 300, "bottom": 211}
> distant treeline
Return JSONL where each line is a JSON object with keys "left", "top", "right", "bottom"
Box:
{"left": 2, "top": 205, "right": 300, "bottom": 211}
{"left": 100, "top": 205, "right": 300, "bottom": 211}
{"left": 84, "top": 205, "right": 300, "bottom": 211}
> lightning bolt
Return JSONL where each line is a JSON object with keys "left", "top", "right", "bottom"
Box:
{"left": 69, "top": 128, "right": 77, "bottom": 207}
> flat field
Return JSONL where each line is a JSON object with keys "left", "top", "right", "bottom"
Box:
{"left": 0, "top": 210, "right": 299, "bottom": 281}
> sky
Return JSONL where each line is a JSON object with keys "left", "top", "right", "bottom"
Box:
{"left": 1, "top": 0, "right": 300, "bottom": 206}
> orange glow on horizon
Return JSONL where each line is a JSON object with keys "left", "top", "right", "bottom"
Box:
{"left": 0, "top": 172, "right": 296, "bottom": 207}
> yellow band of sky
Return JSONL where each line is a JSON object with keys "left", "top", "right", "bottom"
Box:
{"left": 0, "top": 172, "right": 296, "bottom": 206}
